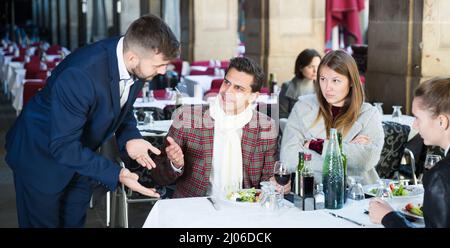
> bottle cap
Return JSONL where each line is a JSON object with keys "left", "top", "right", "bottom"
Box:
{"left": 304, "top": 153, "right": 312, "bottom": 161}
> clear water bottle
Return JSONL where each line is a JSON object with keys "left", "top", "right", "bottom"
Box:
{"left": 322, "top": 128, "right": 345, "bottom": 209}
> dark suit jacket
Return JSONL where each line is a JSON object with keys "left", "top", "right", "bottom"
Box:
{"left": 382, "top": 151, "right": 450, "bottom": 228}
{"left": 150, "top": 105, "right": 278, "bottom": 198}
{"left": 5, "top": 37, "right": 143, "bottom": 193}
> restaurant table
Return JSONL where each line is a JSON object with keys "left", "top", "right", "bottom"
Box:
{"left": 143, "top": 191, "right": 424, "bottom": 228}
{"left": 184, "top": 75, "right": 222, "bottom": 94}
{"left": 137, "top": 120, "right": 173, "bottom": 137}
{"left": 134, "top": 96, "right": 276, "bottom": 110}
{"left": 133, "top": 97, "right": 207, "bottom": 109}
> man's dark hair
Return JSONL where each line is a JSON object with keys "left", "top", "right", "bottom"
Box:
{"left": 294, "top": 49, "right": 321, "bottom": 79}
{"left": 124, "top": 14, "right": 180, "bottom": 60}
{"left": 226, "top": 57, "right": 265, "bottom": 92}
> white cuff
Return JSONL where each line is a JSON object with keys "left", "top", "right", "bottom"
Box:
{"left": 170, "top": 160, "right": 184, "bottom": 173}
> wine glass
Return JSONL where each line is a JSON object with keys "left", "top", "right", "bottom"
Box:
{"left": 424, "top": 154, "right": 442, "bottom": 170}
{"left": 273, "top": 161, "right": 291, "bottom": 199}
{"left": 347, "top": 176, "right": 365, "bottom": 201}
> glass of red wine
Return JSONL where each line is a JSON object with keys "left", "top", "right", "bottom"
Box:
{"left": 273, "top": 161, "right": 291, "bottom": 198}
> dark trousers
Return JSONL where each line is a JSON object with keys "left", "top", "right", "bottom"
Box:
{"left": 13, "top": 172, "right": 92, "bottom": 228}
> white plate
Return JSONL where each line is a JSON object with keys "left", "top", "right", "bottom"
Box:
{"left": 399, "top": 208, "right": 424, "bottom": 221}
{"left": 363, "top": 184, "right": 424, "bottom": 198}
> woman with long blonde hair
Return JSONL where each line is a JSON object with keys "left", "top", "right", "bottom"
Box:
{"left": 281, "top": 50, "right": 384, "bottom": 185}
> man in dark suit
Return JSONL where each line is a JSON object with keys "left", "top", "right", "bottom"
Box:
{"left": 4, "top": 14, "right": 180, "bottom": 227}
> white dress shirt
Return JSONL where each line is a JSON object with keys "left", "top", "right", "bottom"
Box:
{"left": 116, "top": 37, "right": 135, "bottom": 108}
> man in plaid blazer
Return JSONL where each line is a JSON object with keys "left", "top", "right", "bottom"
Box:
{"left": 150, "top": 57, "right": 281, "bottom": 198}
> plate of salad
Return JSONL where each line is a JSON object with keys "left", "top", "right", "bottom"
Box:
{"left": 400, "top": 203, "right": 424, "bottom": 220}
{"left": 363, "top": 183, "right": 424, "bottom": 198}
{"left": 225, "top": 188, "right": 262, "bottom": 205}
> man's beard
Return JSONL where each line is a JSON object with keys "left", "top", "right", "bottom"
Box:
{"left": 131, "top": 67, "right": 156, "bottom": 82}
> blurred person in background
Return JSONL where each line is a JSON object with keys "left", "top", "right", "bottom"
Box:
{"left": 279, "top": 49, "right": 321, "bottom": 119}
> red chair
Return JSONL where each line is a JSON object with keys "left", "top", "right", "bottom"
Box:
{"left": 152, "top": 89, "right": 169, "bottom": 100}
{"left": 34, "top": 70, "right": 49, "bottom": 81}
{"left": 259, "top": 87, "right": 270, "bottom": 95}
{"left": 23, "top": 80, "right": 46, "bottom": 107}
{"left": 19, "top": 47, "right": 27, "bottom": 55}
{"left": 170, "top": 59, "right": 183, "bottom": 79}
{"left": 46, "top": 44, "right": 61, "bottom": 55}
{"left": 189, "top": 67, "right": 215, "bottom": 76}
{"left": 190, "top": 60, "right": 210, "bottom": 66}
{"left": 12, "top": 55, "right": 25, "bottom": 62}
{"left": 220, "top": 60, "right": 230, "bottom": 69}
{"left": 204, "top": 88, "right": 220, "bottom": 98}
{"left": 46, "top": 61, "right": 57, "bottom": 69}
{"left": 210, "top": 79, "right": 223, "bottom": 89}
{"left": 25, "top": 61, "right": 41, "bottom": 79}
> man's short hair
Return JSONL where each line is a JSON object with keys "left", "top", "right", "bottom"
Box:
{"left": 124, "top": 14, "right": 180, "bottom": 60}
{"left": 226, "top": 57, "right": 264, "bottom": 92}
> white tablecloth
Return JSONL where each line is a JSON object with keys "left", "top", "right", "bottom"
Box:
{"left": 143, "top": 196, "right": 384, "bottom": 228}
{"left": 133, "top": 96, "right": 275, "bottom": 111}
{"left": 133, "top": 97, "right": 207, "bottom": 109}
{"left": 143, "top": 190, "right": 425, "bottom": 228}
{"left": 184, "top": 75, "right": 221, "bottom": 93}
{"left": 10, "top": 68, "right": 26, "bottom": 114}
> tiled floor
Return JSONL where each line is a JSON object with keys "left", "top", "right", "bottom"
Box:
{"left": 0, "top": 92, "right": 153, "bottom": 228}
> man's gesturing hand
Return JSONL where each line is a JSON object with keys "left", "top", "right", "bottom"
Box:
{"left": 126, "top": 139, "right": 161, "bottom": 169}
{"left": 166, "top": 137, "right": 184, "bottom": 168}
{"left": 119, "top": 168, "right": 160, "bottom": 198}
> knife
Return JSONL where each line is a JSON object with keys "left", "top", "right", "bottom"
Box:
{"left": 140, "top": 129, "right": 166, "bottom": 134}
{"left": 328, "top": 212, "right": 366, "bottom": 227}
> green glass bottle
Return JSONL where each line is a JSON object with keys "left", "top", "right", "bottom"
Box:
{"left": 337, "top": 132, "right": 348, "bottom": 202}
{"left": 296, "top": 152, "right": 305, "bottom": 196}
{"left": 322, "top": 128, "right": 344, "bottom": 209}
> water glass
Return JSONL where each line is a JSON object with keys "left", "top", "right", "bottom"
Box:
{"left": 148, "top": 90, "right": 155, "bottom": 101}
{"left": 144, "top": 111, "right": 154, "bottom": 125}
{"left": 373, "top": 102, "right": 383, "bottom": 115}
{"left": 375, "top": 179, "right": 393, "bottom": 200}
{"left": 347, "top": 176, "right": 365, "bottom": 201}
{"left": 392, "top": 105, "right": 403, "bottom": 122}
{"left": 424, "top": 154, "right": 442, "bottom": 170}
{"left": 259, "top": 181, "right": 279, "bottom": 212}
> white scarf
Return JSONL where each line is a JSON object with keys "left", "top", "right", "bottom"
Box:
{"left": 209, "top": 97, "right": 253, "bottom": 196}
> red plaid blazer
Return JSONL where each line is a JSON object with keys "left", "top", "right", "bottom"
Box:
{"left": 151, "top": 105, "right": 278, "bottom": 198}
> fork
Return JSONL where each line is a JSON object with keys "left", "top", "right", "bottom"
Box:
{"left": 206, "top": 197, "right": 221, "bottom": 211}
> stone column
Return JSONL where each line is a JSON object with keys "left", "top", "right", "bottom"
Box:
{"left": 267, "top": 0, "right": 325, "bottom": 84}
{"left": 192, "top": 0, "right": 238, "bottom": 61}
